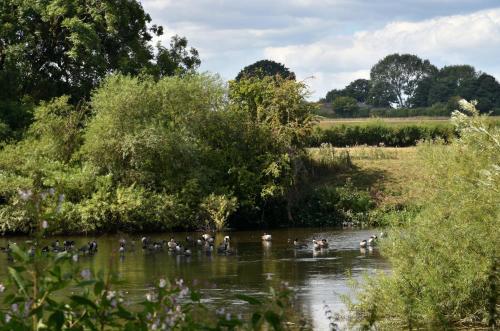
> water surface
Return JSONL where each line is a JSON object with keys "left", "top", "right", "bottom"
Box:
{"left": 0, "top": 228, "right": 388, "bottom": 330}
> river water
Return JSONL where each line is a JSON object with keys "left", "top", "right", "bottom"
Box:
{"left": 0, "top": 228, "right": 389, "bottom": 330}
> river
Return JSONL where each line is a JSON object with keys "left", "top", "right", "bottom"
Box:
{"left": 0, "top": 227, "right": 389, "bottom": 330}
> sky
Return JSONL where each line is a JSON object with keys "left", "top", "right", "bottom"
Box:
{"left": 141, "top": 0, "right": 500, "bottom": 100}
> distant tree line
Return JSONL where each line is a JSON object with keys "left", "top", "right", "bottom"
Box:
{"left": 322, "top": 54, "right": 500, "bottom": 116}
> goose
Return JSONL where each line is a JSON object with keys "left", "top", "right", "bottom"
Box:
{"left": 167, "top": 238, "right": 177, "bottom": 250}
{"left": 203, "top": 241, "right": 214, "bottom": 253}
{"left": 223, "top": 235, "right": 230, "bottom": 243}
{"left": 293, "top": 239, "right": 308, "bottom": 249}
{"left": 368, "top": 235, "right": 378, "bottom": 246}
{"left": 202, "top": 233, "right": 211, "bottom": 241}
{"left": 88, "top": 241, "right": 98, "bottom": 255}
{"left": 261, "top": 233, "right": 272, "bottom": 241}
{"left": 119, "top": 243, "right": 125, "bottom": 256}
{"left": 359, "top": 239, "right": 367, "bottom": 248}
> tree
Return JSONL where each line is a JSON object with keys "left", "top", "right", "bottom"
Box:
{"left": 427, "top": 65, "right": 478, "bottom": 105}
{"left": 331, "top": 96, "right": 359, "bottom": 117}
{"left": 370, "top": 53, "right": 437, "bottom": 108}
{"left": 0, "top": 0, "right": 200, "bottom": 103}
{"left": 235, "top": 60, "right": 296, "bottom": 81}
{"left": 474, "top": 73, "right": 500, "bottom": 113}
{"left": 366, "top": 81, "right": 397, "bottom": 107}
{"left": 344, "top": 79, "right": 370, "bottom": 102}
{"left": 323, "top": 89, "right": 345, "bottom": 103}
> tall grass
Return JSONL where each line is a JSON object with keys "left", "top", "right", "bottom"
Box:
{"left": 348, "top": 101, "right": 500, "bottom": 329}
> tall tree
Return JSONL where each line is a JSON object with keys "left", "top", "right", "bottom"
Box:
{"left": 235, "top": 60, "right": 296, "bottom": 81}
{"left": 370, "top": 53, "right": 437, "bottom": 108}
{"left": 427, "top": 65, "right": 477, "bottom": 105}
{"left": 0, "top": 0, "right": 200, "bottom": 103}
{"left": 474, "top": 73, "right": 500, "bottom": 113}
{"left": 344, "top": 79, "right": 370, "bottom": 103}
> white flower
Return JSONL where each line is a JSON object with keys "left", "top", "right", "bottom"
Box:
{"left": 72, "top": 254, "right": 79, "bottom": 262}
{"left": 41, "top": 220, "right": 48, "bottom": 229}
{"left": 11, "top": 303, "right": 18, "bottom": 313}
{"left": 159, "top": 278, "right": 166, "bottom": 288}
{"left": 5, "top": 314, "right": 11, "bottom": 323}
{"left": 106, "top": 291, "right": 116, "bottom": 301}
{"left": 80, "top": 269, "right": 91, "bottom": 280}
{"left": 18, "top": 189, "right": 33, "bottom": 201}
{"left": 0, "top": 284, "right": 5, "bottom": 293}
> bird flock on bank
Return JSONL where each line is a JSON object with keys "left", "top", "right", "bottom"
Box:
{"left": 0, "top": 231, "right": 386, "bottom": 261}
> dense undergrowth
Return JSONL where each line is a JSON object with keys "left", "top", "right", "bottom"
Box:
{"left": 348, "top": 100, "right": 499, "bottom": 330}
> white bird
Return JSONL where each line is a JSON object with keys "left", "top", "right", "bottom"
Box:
{"left": 202, "top": 233, "right": 211, "bottom": 241}
{"left": 360, "top": 239, "right": 367, "bottom": 248}
{"left": 261, "top": 233, "right": 272, "bottom": 241}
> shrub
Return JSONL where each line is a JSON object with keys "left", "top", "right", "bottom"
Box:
{"left": 348, "top": 100, "right": 500, "bottom": 329}
{"left": 309, "top": 122, "right": 456, "bottom": 147}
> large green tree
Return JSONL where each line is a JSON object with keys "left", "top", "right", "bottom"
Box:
{"left": 0, "top": 0, "right": 200, "bottom": 103}
{"left": 370, "top": 53, "right": 437, "bottom": 108}
{"left": 235, "top": 60, "right": 296, "bottom": 81}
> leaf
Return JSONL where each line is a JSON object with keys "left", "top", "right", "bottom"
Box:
{"left": 190, "top": 290, "right": 201, "bottom": 302}
{"left": 10, "top": 244, "right": 29, "bottom": 262}
{"left": 48, "top": 310, "right": 65, "bottom": 331}
{"left": 115, "top": 306, "right": 134, "bottom": 320}
{"left": 93, "top": 280, "right": 104, "bottom": 296}
{"left": 8, "top": 267, "right": 26, "bottom": 295}
{"left": 235, "top": 294, "right": 262, "bottom": 305}
{"left": 264, "top": 311, "right": 282, "bottom": 330}
{"left": 70, "top": 295, "right": 98, "bottom": 310}
{"left": 251, "top": 312, "right": 262, "bottom": 328}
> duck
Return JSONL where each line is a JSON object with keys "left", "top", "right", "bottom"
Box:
{"left": 261, "top": 233, "right": 272, "bottom": 241}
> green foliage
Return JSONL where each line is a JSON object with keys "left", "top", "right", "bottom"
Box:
{"left": 295, "top": 180, "right": 374, "bottom": 227}
{"left": 370, "top": 53, "right": 438, "bottom": 108}
{"left": 0, "top": 0, "right": 199, "bottom": 103}
{"left": 349, "top": 100, "right": 500, "bottom": 329}
{"left": 200, "top": 194, "right": 238, "bottom": 231}
{"left": 0, "top": 73, "right": 314, "bottom": 233}
{"left": 235, "top": 60, "right": 296, "bottom": 81}
{"left": 331, "top": 96, "right": 359, "bottom": 117}
{"left": 309, "top": 121, "right": 456, "bottom": 147}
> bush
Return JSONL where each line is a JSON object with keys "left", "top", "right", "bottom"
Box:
{"left": 309, "top": 122, "right": 456, "bottom": 147}
{"left": 349, "top": 101, "right": 500, "bottom": 329}
{"left": 295, "top": 181, "right": 374, "bottom": 227}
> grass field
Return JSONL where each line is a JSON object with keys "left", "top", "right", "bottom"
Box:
{"left": 316, "top": 115, "right": 500, "bottom": 129}
{"left": 308, "top": 145, "right": 422, "bottom": 208}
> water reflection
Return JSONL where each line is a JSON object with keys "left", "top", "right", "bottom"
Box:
{"left": 0, "top": 228, "right": 389, "bottom": 330}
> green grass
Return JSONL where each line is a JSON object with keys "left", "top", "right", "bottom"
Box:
{"left": 308, "top": 146, "right": 421, "bottom": 208}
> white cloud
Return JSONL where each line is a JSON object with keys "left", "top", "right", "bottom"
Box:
{"left": 265, "top": 8, "right": 500, "bottom": 99}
